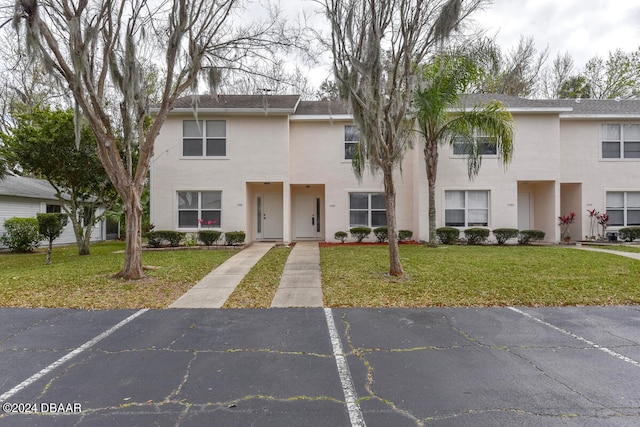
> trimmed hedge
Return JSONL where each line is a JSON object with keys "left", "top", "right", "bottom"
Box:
{"left": 619, "top": 227, "right": 640, "bottom": 242}
{"left": 492, "top": 228, "right": 519, "bottom": 245}
{"left": 436, "top": 227, "right": 459, "bottom": 244}
{"left": 398, "top": 230, "right": 413, "bottom": 242}
{"left": 145, "top": 230, "right": 186, "bottom": 247}
{"left": 464, "top": 228, "right": 490, "bottom": 245}
{"left": 373, "top": 226, "right": 388, "bottom": 243}
{"left": 518, "top": 229, "right": 545, "bottom": 245}
{"left": 334, "top": 231, "right": 348, "bottom": 243}
{"left": 1, "top": 217, "right": 41, "bottom": 252}
{"left": 350, "top": 227, "right": 372, "bottom": 243}
{"left": 198, "top": 230, "right": 222, "bottom": 246}
{"left": 224, "top": 231, "right": 246, "bottom": 246}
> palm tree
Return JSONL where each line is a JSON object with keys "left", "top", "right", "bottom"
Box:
{"left": 414, "top": 53, "right": 515, "bottom": 246}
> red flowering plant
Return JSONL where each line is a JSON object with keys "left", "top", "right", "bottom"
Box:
{"left": 198, "top": 219, "right": 218, "bottom": 229}
{"left": 587, "top": 209, "right": 599, "bottom": 239}
{"left": 558, "top": 211, "right": 576, "bottom": 240}
{"left": 597, "top": 213, "right": 609, "bottom": 238}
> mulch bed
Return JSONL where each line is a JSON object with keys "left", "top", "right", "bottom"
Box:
{"left": 319, "top": 241, "right": 420, "bottom": 248}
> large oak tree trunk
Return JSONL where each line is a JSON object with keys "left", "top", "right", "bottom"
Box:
{"left": 118, "top": 196, "right": 144, "bottom": 279}
{"left": 383, "top": 166, "right": 404, "bottom": 276}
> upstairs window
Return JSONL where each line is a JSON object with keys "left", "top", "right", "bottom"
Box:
{"left": 602, "top": 124, "right": 640, "bottom": 159}
{"left": 344, "top": 125, "right": 360, "bottom": 160}
{"left": 183, "top": 120, "right": 226, "bottom": 157}
{"left": 452, "top": 133, "right": 498, "bottom": 156}
{"left": 445, "top": 190, "right": 489, "bottom": 227}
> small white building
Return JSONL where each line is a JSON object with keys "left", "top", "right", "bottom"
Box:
{"left": 149, "top": 94, "right": 640, "bottom": 243}
{"left": 0, "top": 173, "right": 108, "bottom": 249}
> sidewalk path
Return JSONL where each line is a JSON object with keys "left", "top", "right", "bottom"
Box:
{"left": 169, "top": 242, "right": 274, "bottom": 308}
{"left": 271, "top": 241, "right": 323, "bottom": 307}
{"left": 573, "top": 245, "right": 640, "bottom": 261}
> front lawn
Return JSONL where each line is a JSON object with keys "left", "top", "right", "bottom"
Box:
{"left": 321, "top": 245, "right": 640, "bottom": 307}
{"left": 0, "top": 242, "right": 236, "bottom": 309}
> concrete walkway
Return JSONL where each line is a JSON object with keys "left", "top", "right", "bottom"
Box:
{"left": 573, "top": 244, "right": 640, "bottom": 260}
{"left": 271, "top": 241, "right": 323, "bottom": 308}
{"left": 169, "top": 242, "right": 274, "bottom": 308}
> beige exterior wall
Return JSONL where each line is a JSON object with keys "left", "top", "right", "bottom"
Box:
{"left": 150, "top": 102, "right": 640, "bottom": 244}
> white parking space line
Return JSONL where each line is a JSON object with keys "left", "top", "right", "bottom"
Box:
{"left": 508, "top": 307, "right": 640, "bottom": 368}
{"left": 324, "top": 308, "right": 366, "bottom": 427}
{"left": 0, "top": 309, "right": 148, "bottom": 402}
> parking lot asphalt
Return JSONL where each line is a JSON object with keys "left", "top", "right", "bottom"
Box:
{"left": 1, "top": 306, "right": 640, "bottom": 426}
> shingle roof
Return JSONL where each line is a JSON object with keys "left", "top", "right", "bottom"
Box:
{"left": 461, "top": 93, "right": 640, "bottom": 116}
{"left": 172, "top": 94, "right": 301, "bottom": 112}
{"left": 294, "top": 100, "right": 351, "bottom": 116}
{"left": 0, "top": 174, "right": 58, "bottom": 200}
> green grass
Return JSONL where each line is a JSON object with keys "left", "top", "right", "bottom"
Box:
{"left": 320, "top": 245, "right": 640, "bottom": 307}
{"left": 0, "top": 242, "right": 236, "bottom": 309}
{"left": 223, "top": 246, "right": 291, "bottom": 308}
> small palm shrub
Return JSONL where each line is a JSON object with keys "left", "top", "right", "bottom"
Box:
{"left": 350, "top": 227, "right": 371, "bottom": 243}
{"left": 373, "top": 226, "right": 388, "bottom": 243}
{"left": 492, "top": 228, "right": 519, "bottom": 245}
{"left": 334, "top": 231, "right": 348, "bottom": 243}
{"left": 199, "top": 230, "right": 222, "bottom": 246}
{"left": 398, "top": 230, "right": 413, "bottom": 242}
{"left": 464, "top": 228, "right": 490, "bottom": 245}
{"left": 436, "top": 227, "right": 459, "bottom": 244}
{"left": 518, "top": 229, "right": 545, "bottom": 245}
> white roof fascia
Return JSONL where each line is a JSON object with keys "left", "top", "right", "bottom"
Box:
{"left": 289, "top": 114, "right": 353, "bottom": 121}
{"left": 560, "top": 114, "right": 640, "bottom": 120}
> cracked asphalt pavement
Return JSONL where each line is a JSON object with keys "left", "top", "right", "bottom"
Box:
{"left": 1, "top": 306, "right": 640, "bottom": 426}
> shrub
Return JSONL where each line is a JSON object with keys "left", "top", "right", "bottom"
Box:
{"left": 334, "top": 231, "right": 348, "bottom": 243}
{"left": 373, "top": 226, "right": 388, "bottom": 243}
{"left": 37, "top": 213, "right": 69, "bottom": 264}
{"left": 619, "top": 227, "right": 640, "bottom": 242}
{"left": 492, "top": 228, "right": 519, "bottom": 245}
{"left": 225, "top": 231, "right": 246, "bottom": 246}
{"left": 184, "top": 233, "right": 198, "bottom": 247}
{"left": 145, "top": 231, "right": 163, "bottom": 248}
{"left": 436, "top": 227, "right": 459, "bottom": 244}
{"left": 464, "top": 228, "right": 490, "bottom": 245}
{"left": 350, "top": 227, "right": 372, "bottom": 243}
{"left": 398, "top": 230, "right": 413, "bottom": 242}
{"left": 199, "top": 230, "right": 222, "bottom": 246}
{"left": 1, "top": 217, "right": 41, "bottom": 252}
{"left": 518, "top": 229, "right": 545, "bottom": 245}
{"left": 161, "top": 231, "right": 185, "bottom": 247}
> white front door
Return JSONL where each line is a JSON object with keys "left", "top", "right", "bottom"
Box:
{"left": 295, "top": 194, "right": 318, "bottom": 238}
{"left": 518, "top": 192, "right": 531, "bottom": 230}
{"left": 262, "top": 193, "right": 283, "bottom": 239}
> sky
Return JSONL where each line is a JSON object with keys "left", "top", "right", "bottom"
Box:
{"left": 287, "top": 0, "right": 640, "bottom": 87}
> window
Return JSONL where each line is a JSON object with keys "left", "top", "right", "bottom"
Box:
{"left": 349, "top": 193, "right": 386, "bottom": 227}
{"left": 344, "top": 125, "right": 360, "bottom": 160}
{"left": 445, "top": 190, "right": 489, "bottom": 227}
{"left": 452, "top": 133, "right": 498, "bottom": 156}
{"left": 606, "top": 191, "right": 640, "bottom": 227}
{"left": 602, "top": 124, "right": 640, "bottom": 159}
{"left": 46, "top": 204, "right": 61, "bottom": 213}
{"left": 178, "top": 191, "right": 222, "bottom": 228}
{"left": 183, "top": 120, "right": 226, "bottom": 157}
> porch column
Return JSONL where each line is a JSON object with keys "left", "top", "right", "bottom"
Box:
{"left": 283, "top": 181, "right": 291, "bottom": 244}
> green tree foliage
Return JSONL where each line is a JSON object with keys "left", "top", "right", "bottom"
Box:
{"left": 1, "top": 106, "right": 113, "bottom": 255}
{"left": 0, "top": 217, "right": 41, "bottom": 252}
{"left": 37, "top": 213, "right": 69, "bottom": 264}
{"left": 414, "top": 51, "right": 514, "bottom": 246}
{"left": 582, "top": 49, "right": 640, "bottom": 99}
{"left": 557, "top": 76, "right": 592, "bottom": 99}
